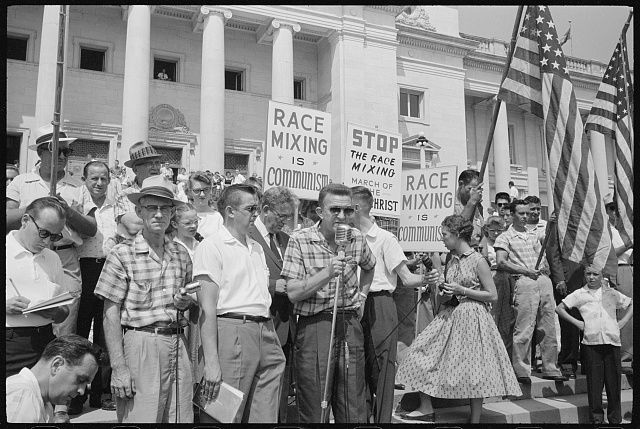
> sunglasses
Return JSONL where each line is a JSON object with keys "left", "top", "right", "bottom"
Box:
{"left": 235, "top": 205, "right": 261, "bottom": 215}
{"left": 42, "top": 143, "right": 73, "bottom": 158}
{"left": 328, "top": 206, "right": 355, "bottom": 217}
{"left": 269, "top": 207, "right": 293, "bottom": 222}
{"left": 496, "top": 203, "right": 510, "bottom": 207}
{"left": 28, "top": 214, "right": 64, "bottom": 242}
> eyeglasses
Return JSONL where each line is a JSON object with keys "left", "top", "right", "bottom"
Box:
{"left": 191, "top": 188, "right": 211, "bottom": 195}
{"left": 487, "top": 229, "right": 504, "bottom": 234}
{"left": 28, "top": 215, "right": 64, "bottom": 242}
{"left": 234, "top": 205, "right": 261, "bottom": 215}
{"left": 178, "top": 220, "right": 199, "bottom": 227}
{"left": 269, "top": 207, "right": 293, "bottom": 222}
{"left": 328, "top": 206, "right": 355, "bottom": 217}
{"left": 137, "top": 160, "right": 162, "bottom": 168}
{"left": 140, "top": 205, "right": 173, "bottom": 214}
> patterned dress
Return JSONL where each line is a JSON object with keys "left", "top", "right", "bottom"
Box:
{"left": 396, "top": 250, "right": 521, "bottom": 399}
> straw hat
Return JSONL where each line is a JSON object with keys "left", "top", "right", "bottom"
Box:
{"left": 124, "top": 140, "right": 164, "bottom": 168}
{"left": 28, "top": 124, "right": 77, "bottom": 150}
{"left": 126, "top": 175, "right": 184, "bottom": 207}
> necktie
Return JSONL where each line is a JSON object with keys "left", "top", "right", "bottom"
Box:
{"left": 269, "top": 233, "right": 282, "bottom": 262}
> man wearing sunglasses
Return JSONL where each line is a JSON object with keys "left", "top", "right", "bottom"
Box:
{"left": 248, "top": 186, "right": 299, "bottom": 422}
{"left": 281, "top": 183, "right": 376, "bottom": 423}
{"left": 495, "top": 192, "right": 512, "bottom": 227}
{"left": 195, "top": 184, "right": 285, "bottom": 423}
{"left": 6, "top": 197, "right": 70, "bottom": 378}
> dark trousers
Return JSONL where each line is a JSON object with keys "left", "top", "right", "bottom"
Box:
{"left": 74, "top": 258, "right": 110, "bottom": 403}
{"left": 6, "top": 324, "right": 55, "bottom": 377}
{"left": 582, "top": 344, "right": 621, "bottom": 424}
{"left": 294, "top": 311, "right": 367, "bottom": 423}
{"left": 557, "top": 308, "right": 582, "bottom": 368}
{"left": 362, "top": 291, "right": 397, "bottom": 423}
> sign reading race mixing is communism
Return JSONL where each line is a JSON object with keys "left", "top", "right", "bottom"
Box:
{"left": 264, "top": 101, "right": 332, "bottom": 200}
{"left": 344, "top": 123, "right": 402, "bottom": 218}
{"left": 399, "top": 165, "right": 458, "bottom": 252}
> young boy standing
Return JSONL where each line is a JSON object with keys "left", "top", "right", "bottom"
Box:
{"left": 556, "top": 264, "right": 633, "bottom": 424}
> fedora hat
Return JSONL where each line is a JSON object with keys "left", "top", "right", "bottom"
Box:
{"left": 127, "top": 175, "right": 185, "bottom": 207}
{"left": 124, "top": 140, "right": 164, "bottom": 168}
{"left": 28, "top": 124, "right": 77, "bottom": 150}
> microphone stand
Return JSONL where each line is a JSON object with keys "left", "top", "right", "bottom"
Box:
{"left": 320, "top": 242, "right": 346, "bottom": 423}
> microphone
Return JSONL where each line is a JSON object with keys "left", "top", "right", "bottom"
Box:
{"left": 335, "top": 224, "right": 352, "bottom": 257}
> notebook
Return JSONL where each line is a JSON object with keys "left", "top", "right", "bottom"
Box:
{"left": 193, "top": 377, "right": 244, "bottom": 423}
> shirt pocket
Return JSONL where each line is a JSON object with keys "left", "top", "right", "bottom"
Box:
{"left": 128, "top": 281, "right": 153, "bottom": 310}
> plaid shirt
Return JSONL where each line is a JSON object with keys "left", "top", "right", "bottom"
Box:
{"left": 493, "top": 224, "right": 549, "bottom": 272}
{"left": 281, "top": 223, "right": 376, "bottom": 316}
{"left": 94, "top": 231, "right": 192, "bottom": 327}
{"left": 6, "top": 368, "right": 53, "bottom": 423}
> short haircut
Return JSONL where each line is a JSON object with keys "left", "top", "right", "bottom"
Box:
{"left": 484, "top": 215, "right": 506, "bottom": 231}
{"left": 217, "top": 184, "right": 258, "bottom": 214}
{"left": 509, "top": 181, "right": 515, "bottom": 186}
{"left": 172, "top": 202, "right": 197, "bottom": 223}
{"left": 318, "top": 183, "right": 352, "bottom": 207}
{"left": 510, "top": 198, "right": 529, "bottom": 213}
{"left": 261, "top": 186, "right": 299, "bottom": 210}
{"left": 24, "top": 196, "right": 67, "bottom": 222}
{"left": 350, "top": 186, "right": 374, "bottom": 210}
{"left": 457, "top": 169, "right": 479, "bottom": 186}
{"left": 40, "top": 334, "right": 100, "bottom": 367}
{"left": 187, "top": 171, "right": 212, "bottom": 190}
{"left": 83, "top": 160, "right": 110, "bottom": 179}
{"left": 495, "top": 192, "right": 510, "bottom": 204}
{"left": 441, "top": 214, "right": 474, "bottom": 243}
{"left": 524, "top": 195, "right": 541, "bottom": 205}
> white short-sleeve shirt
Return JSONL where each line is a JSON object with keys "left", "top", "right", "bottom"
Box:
{"left": 364, "top": 223, "right": 407, "bottom": 293}
{"left": 6, "top": 368, "right": 53, "bottom": 423}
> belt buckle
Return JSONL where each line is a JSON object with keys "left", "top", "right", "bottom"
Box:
{"left": 95, "top": 258, "right": 102, "bottom": 264}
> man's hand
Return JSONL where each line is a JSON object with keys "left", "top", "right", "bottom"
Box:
{"left": 275, "top": 279, "right": 287, "bottom": 294}
{"left": 468, "top": 182, "right": 484, "bottom": 205}
{"left": 33, "top": 306, "right": 68, "bottom": 323}
{"left": 525, "top": 268, "right": 541, "bottom": 280}
{"left": 327, "top": 255, "right": 352, "bottom": 278}
{"left": 6, "top": 296, "right": 30, "bottom": 314}
{"left": 423, "top": 269, "right": 440, "bottom": 286}
{"left": 54, "top": 193, "right": 72, "bottom": 215}
{"left": 111, "top": 366, "right": 136, "bottom": 399}
{"left": 174, "top": 292, "right": 193, "bottom": 311}
{"left": 202, "top": 362, "right": 223, "bottom": 402}
{"left": 555, "top": 281, "right": 567, "bottom": 296}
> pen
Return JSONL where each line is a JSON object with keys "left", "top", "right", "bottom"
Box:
{"left": 9, "top": 278, "right": 22, "bottom": 297}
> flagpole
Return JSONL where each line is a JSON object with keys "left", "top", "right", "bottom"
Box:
{"left": 49, "top": 5, "right": 68, "bottom": 197}
{"left": 478, "top": 6, "right": 524, "bottom": 185}
{"left": 569, "top": 20, "right": 572, "bottom": 56}
{"left": 620, "top": 10, "right": 633, "bottom": 125}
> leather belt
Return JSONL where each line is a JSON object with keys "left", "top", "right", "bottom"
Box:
{"left": 80, "top": 257, "right": 106, "bottom": 264}
{"left": 319, "top": 308, "right": 357, "bottom": 316}
{"left": 218, "top": 313, "right": 270, "bottom": 323}
{"left": 368, "top": 290, "right": 392, "bottom": 297}
{"left": 123, "top": 325, "right": 179, "bottom": 335}
{"left": 6, "top": 324, "right": 53, "bottom": 336}
{"left": 53, "top": 244, "right": 75, "bottom": 251}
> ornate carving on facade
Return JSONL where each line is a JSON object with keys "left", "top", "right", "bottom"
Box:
{"left": 201, "top": 6, "right": 232, "bottom": 21}
{"left": 396, "top": 7, "right": 436, "bottom": 32}
{"left": 149, "top": 104, "right": 189, "bottom": 133}
{"left": 272, "top": 19, "right": 301, "bottom": 33}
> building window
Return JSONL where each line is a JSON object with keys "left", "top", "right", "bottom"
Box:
{"left": 80, "top": 47, "right": 106, "bottom": 72}
{"left": 225, "top": 70, "right": 244, "bottom": 91}
{"left": 508, "top": 124, "right": 516, "bottom": 164}
{"left": 400, "top": 89, "right": 421, "bottom": 118}
{"left": 6, "top": 134, "right": 22, "bottom": 166}
{"left": 154, "top": 58, "right": 177, "bottom": 82}
{"left": 294, "top": 79, "right": 305, "bottom": 100}
{"left": 224, "top": 153, "right": 249, "bottom": 172}
{"left": 7, "top": 35, "right": 28, "bottom": 61}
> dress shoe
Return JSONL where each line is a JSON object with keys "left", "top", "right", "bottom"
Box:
{"left": 395, "top": 383, "right": 406, "bottom": 390}
{"left": 67, "top": 401, "right": 84, "bottom": 416}
{"left": 402, "top": 412, "right": 436, "bottom": 422}
{"left": 101, "top": 398, "right": 116, "bottom": 411}
{"left": 517, "top": 376, "right": 532, "bottom": 385}
{"left": 543, "top": 374, "right": 569, "bottom": 382}
{"left": 563, "top": 370, "right": 577, "bottom": 379}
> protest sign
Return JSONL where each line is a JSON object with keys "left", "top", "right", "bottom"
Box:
{"left": 398, "top": 165, "right": 458, "bottom": 252}
{"left": 344, "top": 123, "right": 402, "bottom": 218}
{"left": 264, "top": 101, "right": 332, "bottom": 200}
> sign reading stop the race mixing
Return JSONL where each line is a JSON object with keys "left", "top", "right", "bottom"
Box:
{"left": 399, "top": 165, "right": 458, "bottom": 253}
{"left": 344, "top": 123, "right": 402, "bottom": 218}
{"left": 264, "top": 101, "right": 332, "bottom": 200}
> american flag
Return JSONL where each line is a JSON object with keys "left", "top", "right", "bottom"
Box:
{"left": 498, "top": 5, "right": 610, "bottom": 269}
{"left": 585, "top": 30, "right": 634, "bottom": 247}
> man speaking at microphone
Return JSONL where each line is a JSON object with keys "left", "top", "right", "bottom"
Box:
{"left": 282, "top": 183, "right": 376, "bottom": 423}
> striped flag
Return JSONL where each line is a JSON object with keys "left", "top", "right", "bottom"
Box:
{"left": 498, "top": 5, "right": 610, "bottom": 269}
{"left": 585, "top": 31, "right": 634, "bottom": 247}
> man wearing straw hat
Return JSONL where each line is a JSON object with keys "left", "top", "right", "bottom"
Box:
{"left": 6, "top": 124, "right": 97, "bottom": 337}
{"left": 113, "top": 140, "right": 164, "bottom": 241}
{"left": 95, "top": 175, "right": 195, "bottom": 423}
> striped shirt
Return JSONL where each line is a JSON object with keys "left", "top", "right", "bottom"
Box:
{"left": 94, "top": 231, "right": 192, "bottom": 327}
{"left": 114, "top": 179, "right": 141, "bottom": 220}
{"left": 494, "top": 224, "right": 549, "bottom": 272}
{"left": 6, "top": 368, "right": 53, "bottom": 423}
{"left": 281, "top": 223, "right": 375, "bottom": 316}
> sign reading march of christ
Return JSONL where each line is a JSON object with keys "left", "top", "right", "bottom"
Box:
{"left": 264, "top": 101, "right": 332, "bottom": 200}
{"left": 398, "top": 165, "right": 458, "bottom": 252}
{"left": 344, "top": 123, "right": 402, "bottom": 218}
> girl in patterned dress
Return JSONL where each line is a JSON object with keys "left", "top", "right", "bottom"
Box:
{"left": 396, "top": 215, "right": 521, "bottom": 423}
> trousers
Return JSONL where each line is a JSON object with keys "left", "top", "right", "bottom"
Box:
{"left": 582, "top": 344, "right": 621, "bottom": 424}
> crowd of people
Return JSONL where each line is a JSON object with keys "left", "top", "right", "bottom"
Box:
{"left": 5, "top": 125, "right": 633, "bottom": 425}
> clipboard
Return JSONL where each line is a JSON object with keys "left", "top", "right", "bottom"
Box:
{"left": 22, "top": 292, "right": 74, "bottom": 314}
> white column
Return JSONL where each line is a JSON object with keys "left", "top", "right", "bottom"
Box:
{"left": 527, "top": 166, "right": 539, "bottom": 197}
{"left": 120, "top": 5, "right": 151, "bottom": 164}
{"left": 589, "top": 130, "right": 609, "bottom": 199}
{"left": 199, "top": 7, "right": 231, "bottom": 173}
{"left": 492, "top": 100, "right": 511, "bottom": 194}
{"left": 32, "top": 5, "right": 63, "bottom": 170}
{"left": 271, "top": 19, "right": 300, "bottom": 104}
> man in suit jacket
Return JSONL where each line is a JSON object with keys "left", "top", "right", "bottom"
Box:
{"left": 248, "top": 186, "right": 299, "bottom": 422}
